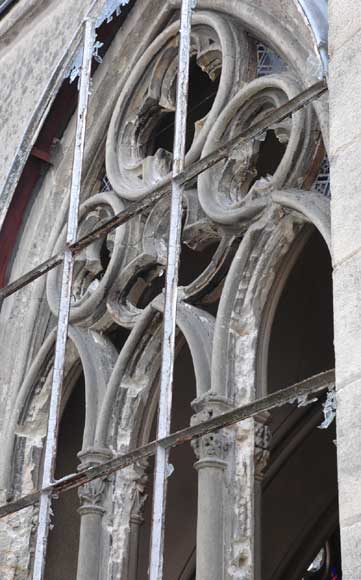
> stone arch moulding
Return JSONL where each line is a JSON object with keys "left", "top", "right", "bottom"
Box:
{"left": 198, "top": 74, "right": 316, "bottom": 225}
{"left": 255, "top": 190, "right": 331, "bottom": 410}
{"left": 211, "top": 192, "right": 330, "bottom": 404}
{"left": 0, "top": 325, "right": 117, "bottom": 498}
{"left": 208, "top": 194, "right": 330, "bottom": 577}
{"left": 73, "top": 300, "right": 214, "bottom": 579}
{"left": 95, "top": 299, "right": 215, "bottom": 449}
{"left": 294, "top": 0, "right": 328, "bottom": 73}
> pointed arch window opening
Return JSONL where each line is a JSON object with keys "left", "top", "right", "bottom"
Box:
{"left": 0, "top": 3, "right": 332, "bottom": 579}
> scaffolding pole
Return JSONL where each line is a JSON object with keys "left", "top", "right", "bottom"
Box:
{"left": 32, "top": 19, "right": 95, "bottom": 580}
{"left": 149, "top": 1, "right": 194, "bottom": 578}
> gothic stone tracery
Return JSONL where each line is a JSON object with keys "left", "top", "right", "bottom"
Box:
{"left": 0, "top": 1, "right": 331, "bottom": 579}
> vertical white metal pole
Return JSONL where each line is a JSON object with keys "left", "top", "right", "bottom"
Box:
{"left": 148, "top": 1, "right": 194, "bottom": 579}
{"left": 32, "top": 18, "right": 95, "bottom": 580}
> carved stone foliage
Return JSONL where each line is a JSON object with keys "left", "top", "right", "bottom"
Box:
{"left": 254, "top": 412, "right": 271, "bottom": 480}
{"left": 192, "top": 431, "right": 231, "bottom": 464}
{"left": 191, "top": 393, "right": 233, "bottom": 463}
{"left": 78, "top": 478, "right": 107, "bottom": 515}
{"left": 77, "top": 448, "right": 113, "bottom": 516}
{"left": 129, "top": 459, "right": 149, "bottom": 525}
{"left": 106, "top": 12, "right": 255, "bottom": 199}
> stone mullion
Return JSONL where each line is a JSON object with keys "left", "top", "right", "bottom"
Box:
{"left": 191, "top": 394, "right": 233, "bottom": 580}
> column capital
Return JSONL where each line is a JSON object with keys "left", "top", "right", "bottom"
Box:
{"left": 191, "top": 392, "right": 234, "bottom": 416}
{"left": 191, "top": 393, "right": 234, "bottom": 467}
{"left": 77, "top": 447, "right": 113, "bottom": 516}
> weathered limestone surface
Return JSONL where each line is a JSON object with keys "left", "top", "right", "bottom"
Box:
{"left": 0, "top": 2, "right": 170, "bottom": 578}
{"left": 0, "top": 0, "right": 332, "bottom": 578}
{"left": 329, "top": 2, "right": 361, "bottom": 577}
{"left": 0, "top": 0, "right": 96, "bottom": 228}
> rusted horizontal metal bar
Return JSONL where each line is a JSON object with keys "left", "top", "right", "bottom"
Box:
{"left": 0, "top": 253, "right": 64, "bottom": 301}
{"left": 0, "top": 368, "right": 334, "bottom": 519}
{"left": 0, "top": 79, "right": 327, "bottom": 304}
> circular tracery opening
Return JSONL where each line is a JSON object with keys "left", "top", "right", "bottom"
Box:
{"left": 150, "top": 56, "right": 220, "bottom": 156}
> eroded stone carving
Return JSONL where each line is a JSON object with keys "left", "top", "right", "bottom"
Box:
{"left": 198, "top": 74, "right": 317, "bottom": 224}
{"left": 191, "top": 393, "right": 233, "bottom": 463}
{"left": 106, "top": 12, "right": 255, "bottom": 199}
{"left": 78, "top": 448, "right": 113, "bottom": 515}
{"left": 129, "top": 460, "right": 148, "bottom": 525}
{"left": 254, "top": 412, "right": 271, "bottom": 480}
{"left": 46, "top": 192, "right": 128, "bottom": 327}
{"left": 0, "top": 2, "right": 332, "bottom": 579}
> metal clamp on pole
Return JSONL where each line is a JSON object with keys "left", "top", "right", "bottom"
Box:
{"left": 32, "top": 18, "right": 95, "bottom": 580}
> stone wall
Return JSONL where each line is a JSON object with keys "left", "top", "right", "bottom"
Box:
{"left": 329, "top": 1, "right": 361, "bottom": 577}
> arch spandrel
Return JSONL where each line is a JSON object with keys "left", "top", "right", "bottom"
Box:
{"left": 272, "top": 188, "right": 331, "bottom": 252}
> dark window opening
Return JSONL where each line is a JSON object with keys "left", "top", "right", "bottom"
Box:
{"left": 134, "top": 266, "right": 165, "bottom": 310}
{"left": 151, "top": 56, "right": 220, "bottom": 155}
{"left": 136, "top": 343, "right": 197, "bottom": 580}
{"left": 268, "top": 230, "right": 334, "bottom": 392}
{"left": 262, "top": 230, "right": 339, "bottom": 580}
{"left": 178, "top": 240, "right": 219, "bottom": 287}
{"left": 255, "top": 130, "right": 287, "bottom": 180}
{"left": 44, "top": 378, "right": 85, "bottom": 580}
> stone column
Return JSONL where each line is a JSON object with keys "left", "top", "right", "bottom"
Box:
{"left": 329, "top": 3, "right": 361, "bottom": 576}
{"left": 76, "top": 448, "right": 112, "bottom": 580}
{"left": 254, "top": 412, "right": 271, "bottom": 580}
{"left": 191, "top": 394, "right": 233, "bottom": 580}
